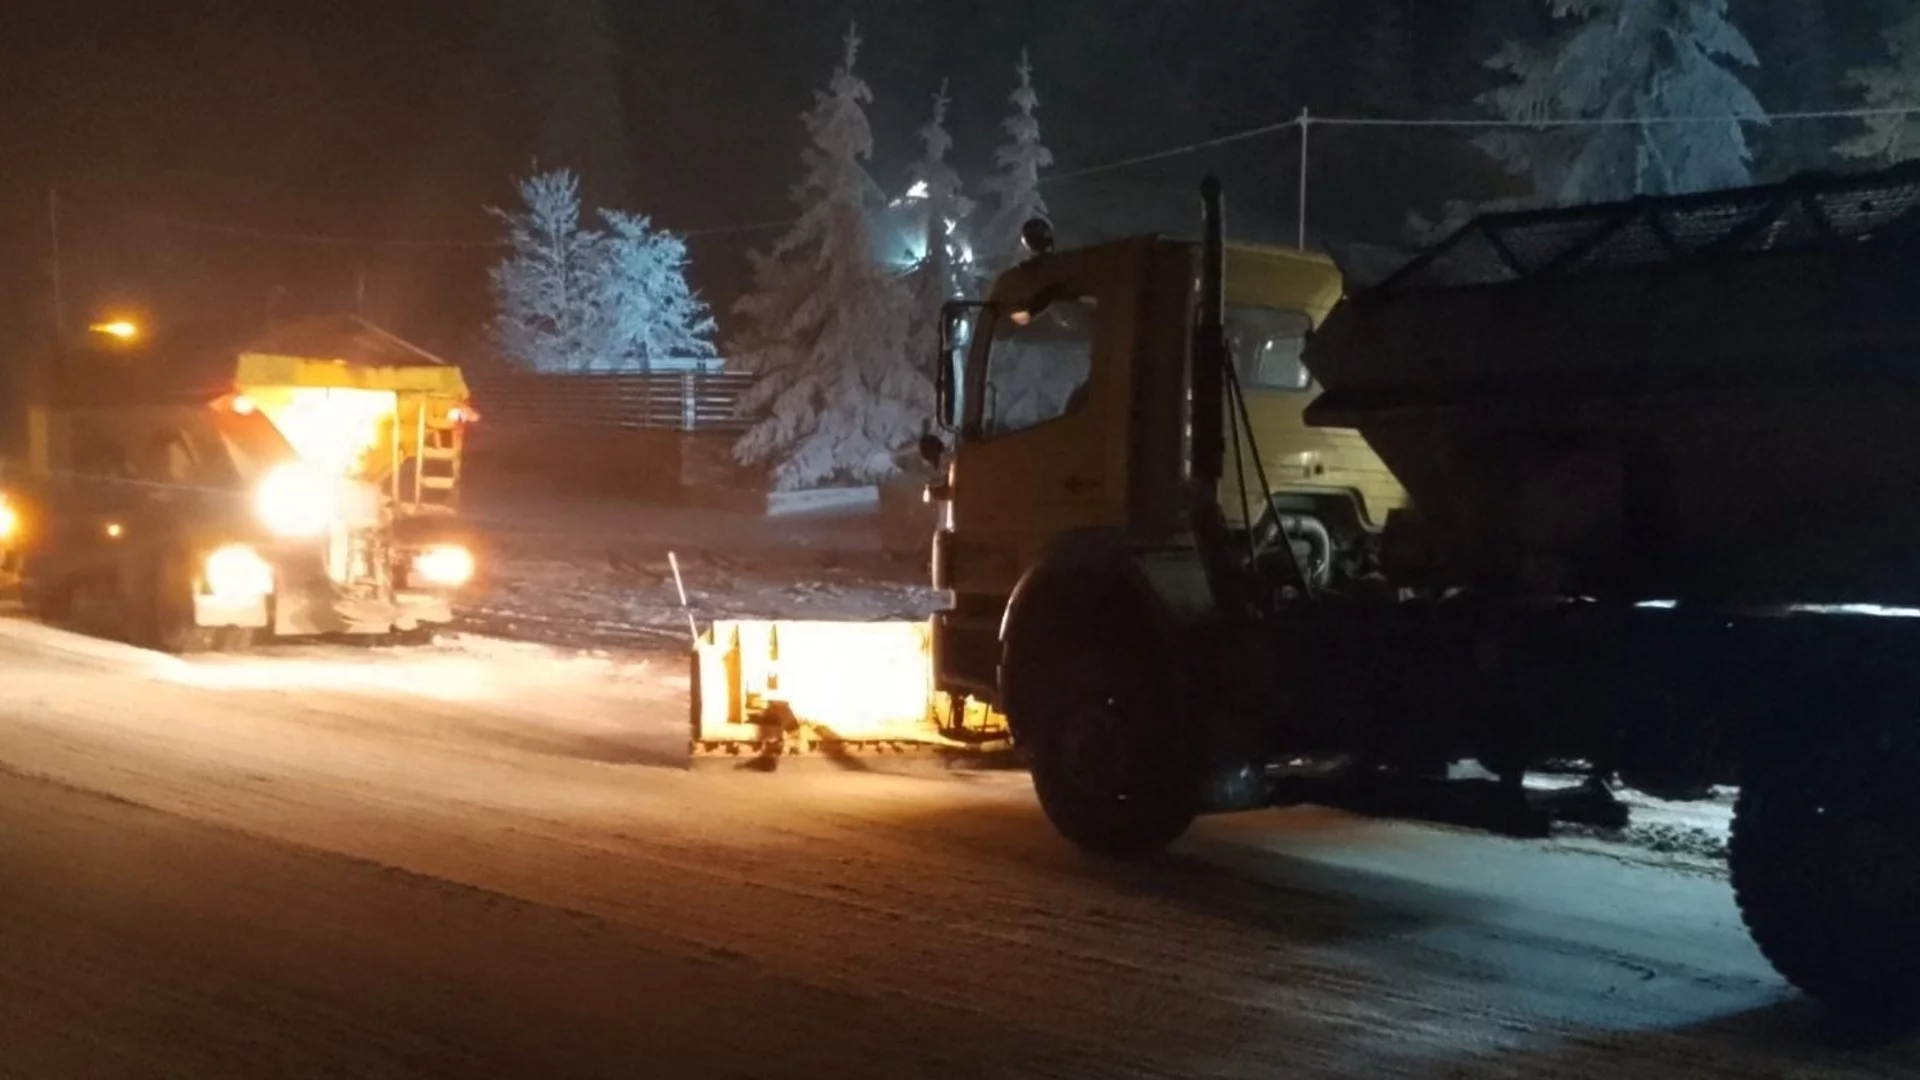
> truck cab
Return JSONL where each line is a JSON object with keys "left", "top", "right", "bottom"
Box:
{"left": 929, "top": 233, "right": 1404, "bottom": 702}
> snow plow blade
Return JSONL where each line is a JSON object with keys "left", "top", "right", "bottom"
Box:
{"left": 689, "top": 619, "right": 1013, "bottom": 772}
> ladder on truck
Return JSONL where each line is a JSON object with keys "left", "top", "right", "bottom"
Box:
{"left": 391, "top": 395, "right": 463, "bottom": 515}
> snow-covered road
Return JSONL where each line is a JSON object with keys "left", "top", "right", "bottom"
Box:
{"left": 0, "top": 616, "right": 1913, "bottom": 1078}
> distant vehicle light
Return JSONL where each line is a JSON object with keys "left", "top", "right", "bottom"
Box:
{"left": 0, "top": 498, "right": 17, "bottom": 542}
{"left": 204, "top": 544, "right": 274, "bottom": 599}
{"left": 88, "top": 319, "right": 140, "bottom": 341}
{"left": 411, "top": 544, "right": 475, "bottom": 588}
{"left": 104, "top": 521, "right": 124, "bottom": 539}
{"left": 254, "top": 463, "right": 335, "bottom": 538}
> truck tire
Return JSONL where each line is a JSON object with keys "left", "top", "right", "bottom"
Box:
{"left": 1017, "top": 618, "right": 1195, "bottom": 856}
{"left": 27, "top": 577, "right": 73, "bottom": 625}
{"left": 143, "top": 554, "right": 215, "bottom": 655}
{"left": 1731, "top": 724, "right": 1920, "bottom": 1018}
{"left": 386, "top": 625, "right": 439, "bottom": 647}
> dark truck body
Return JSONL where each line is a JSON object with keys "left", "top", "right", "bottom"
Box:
{"left": 1306, "top": 163, "right": 1920, "bottom": 607}
{"left": 981, "top": 166, "right": 1920, "bottom": 1018}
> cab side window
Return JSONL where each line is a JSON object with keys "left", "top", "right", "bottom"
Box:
{"left": 1228, "top": 307, "right": 1313, "bottom": 392}
{"left": 131, "top": 428, "right": 197, "bottom": 486}
{"left": 979, "top": 296, "right": 1099, "bottom": 438}
{"left": 69, "top": 426, "right": 131, "bottom": 484}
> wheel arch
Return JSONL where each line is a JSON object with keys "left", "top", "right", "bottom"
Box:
{"left": 996, "top": 528, "right": 1215, "bottom": 744}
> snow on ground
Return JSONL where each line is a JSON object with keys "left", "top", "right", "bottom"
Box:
{"left": 1, "top": 615, "right": 1915, "bottom": 1077}
{"left": 450, "top": 493, "right": 1744, "bottom": 873}
{"left": 461, "top": 548, "right": 943, "bottom": 649}
{"left": 1562, "top": 786, "right": 1736, "bottom": 872}
{"left": 457, "top": 492, "right": 941, "bottom": 648}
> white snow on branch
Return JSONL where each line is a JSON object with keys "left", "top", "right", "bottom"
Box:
{"left": 1476, "top": 0, "right": 1766, "bottom": 205}
{"left": 729, "top": 23, "right": 926, "bottom": 492}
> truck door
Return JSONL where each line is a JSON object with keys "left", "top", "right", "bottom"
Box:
{"left": 948, "top": 244, "right": 1145, "bottom": 597}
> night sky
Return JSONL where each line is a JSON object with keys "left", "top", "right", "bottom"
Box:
{"left": 1, "top": 0, "right": 1904, "bottom": 360}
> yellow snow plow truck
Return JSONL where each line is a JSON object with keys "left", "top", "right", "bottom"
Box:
{"left": 691, "top": 234, "right": 1407, "bottom": 766}
{"left": 0, "top": 318, "right": 476, "bottom": 650}
{"left": 701, "top": 162, "right": 1920, "bottom": 1017}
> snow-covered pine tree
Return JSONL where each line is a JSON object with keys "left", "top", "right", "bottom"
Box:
{"left": 488, "top": 169, "right": 605, "bottom": 373}
{"left": 491, "top": 170, "right": 716, "bottom": 372}
{"left": 902, "top": 81, "right": 975, "bottom": 390}
{"left": 593, "top": 211, "right": 717, "bottom": 371}
{"left": 1477, "top": 0, "right": 1767, "bottom": 206}
{"left": 980, "top": 50, "right": 1054, "bottom": 270}
{"left": 729, "top": 23, "right": 923, "bottom": 491}
{"left": 1837, "top": 6, "right": 1920, "bottom": 165}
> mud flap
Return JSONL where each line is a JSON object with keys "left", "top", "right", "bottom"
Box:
{"left": 688, "top": 619, "right": 1013, "bottom": 772}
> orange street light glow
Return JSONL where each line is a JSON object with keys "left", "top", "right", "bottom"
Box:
{"left": 89, "top": 320, "right": 140, "bottom": 340}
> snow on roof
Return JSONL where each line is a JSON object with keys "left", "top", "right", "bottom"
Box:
{"left": 242, "top": 314, "right": 454, "bottom": 368}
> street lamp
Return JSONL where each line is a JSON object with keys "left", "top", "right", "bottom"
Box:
{"left": 88, "top": 319, "right": 139, "bottom": 341}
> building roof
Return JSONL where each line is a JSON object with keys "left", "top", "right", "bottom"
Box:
{"left": 243, "top": 314, "right": 455, "bottom": 368}
{"left": 52, "top": 315, "right": 464, "bottom": 407}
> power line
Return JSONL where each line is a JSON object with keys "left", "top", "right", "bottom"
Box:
{"left": 63, "top": 99, "right": 1920, "bottom": 250}
{"left": 682, "top": 217, "right": 794, "bottom": 239}
{"left": 1044, "top": 117, "right": 1305, "bottom": 184}
{"left": 86, "top": 202, "right": 797, "bottom": 250}
{"left": 1313, "top": 104, "right": 1920, "bottom": 129}
{"left": 1042, "top": 104, "right": 1920, "bottom": 185}
{"left": 136, "top": 212, "right": 504, "bottom": 249}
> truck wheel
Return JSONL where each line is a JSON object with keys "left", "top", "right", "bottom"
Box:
{"left": 28, "top": 578, "right": 73, "bottom": 625}
{"left": 387, "top": 624, "right": 439, "bottom": 647}
{"left": 1019, "top": 622, "right": 1195, "bottom": 857}
{"left": 1731, "top": 727, "right": 1920, "bottom": 1018}
{"left": 144, "top": 556, "right": 215, "bottom": 655}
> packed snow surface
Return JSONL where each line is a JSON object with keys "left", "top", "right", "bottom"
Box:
{"left": 458, "top": 493, "right": 941, "bottom": 647}
{"left": 1, "top": 614, "right": 1917, "bottom": 1077}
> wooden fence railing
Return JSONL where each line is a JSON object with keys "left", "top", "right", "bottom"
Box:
{"left": 464, "top": 371, "right": 755, "bottom": 433}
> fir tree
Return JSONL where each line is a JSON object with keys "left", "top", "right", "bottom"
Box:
{"left": 488, "top": 169, "right": 603, "bottom": 374}
{"left": 1477, "top": 0, "right": 1767, "bottom": 205}
{"left": 901, "top": 81, "right": 975, "bottom": 410}
{"left": 981, "top": 51, "right": 1055, "bottom": 269}
{"left": 903, "top": 80, "right": 973, "bottom": 291}
{"left": 730, "top": 24, "right": 923, "bottom": 491}
{"left": 1838, "top": 6, "right": 1920, "bottom": 165}
{"left": 488, "top": 169, "right": 716, "bottom": 373}
{"left": 594, "top": 211, "right": 717, "bottom": 370}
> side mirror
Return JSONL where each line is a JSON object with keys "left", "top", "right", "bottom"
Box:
{"left": 936, "top": 300, "right": 989, "bottom": 430}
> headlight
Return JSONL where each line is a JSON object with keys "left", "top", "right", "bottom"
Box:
{"left": 204, "top": 544, "right": 274, "bottom": 598}
{"left": 411, "top": 544, "right": 475, "bottom": 588}
{"left": 0, "top": 496, "right": 17, "bottom": 543}
{"left": 255, "top": 463, "right": 335, "bottom": 538}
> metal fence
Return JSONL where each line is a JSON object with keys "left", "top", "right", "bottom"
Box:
{"left": 465, "top": 370, "right": 755, "bottom": 433}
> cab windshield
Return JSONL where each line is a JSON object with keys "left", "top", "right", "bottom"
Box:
{"left": 209, "top": 408, "right": 304, "bottom": 484}
{"left": 966, "top": 295, "right": 1099, "bottom": 440}
{"left": 1227, "top": 306, "right": 1313, "bottom": 392}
